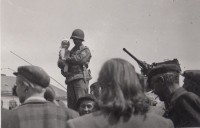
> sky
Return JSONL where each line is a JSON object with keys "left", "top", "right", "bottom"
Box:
{"left": 1, "top": 0, "right": 200, "bottom": 91}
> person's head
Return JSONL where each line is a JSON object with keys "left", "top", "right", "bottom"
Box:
{"left": 9, "top": 100, "right": 17, "bottom": 110}
{"left": 98, "top": 58, "right": 150, "bottom": 117}
{"left": 70, "top": 29, "right": 84, "bottom": 47}
{"left": 13, "top": 66, "right": 50, "bottom": 103}
{"left": 61, "top": 39, "right": 70, "bottom": 49}
{"left": 90, "top": 82, "right": 101, "bottom": 99}
{"left": 76, "top": 94, "right": 96, "bottom": 116}
{"left": 44, "top": 86, "right": 55, "bottom": 102}
{"left": 147, "top": 63, "right": 181, "bottom": 101}
{"left": 182, "top": 70, "right": 200, "bottom": 97}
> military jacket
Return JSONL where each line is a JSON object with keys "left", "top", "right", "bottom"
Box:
{"left": 164, "top": 87, "right": 200, "bottom": 127}
{"left": 64, "top": 44, "right": 92, "bottom": 83}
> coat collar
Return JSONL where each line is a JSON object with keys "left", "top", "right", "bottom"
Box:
{"left": 168, "top": 87, "right": 186, "bottom": 104}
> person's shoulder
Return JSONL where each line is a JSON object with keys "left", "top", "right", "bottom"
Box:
{"left": 79, "top": 46, "right": 91, "bottom": 55}
{"left": 1, "top": 108, "right": 11, "bottom": 117}
{"left": 69, "top": 111, "right": 100, "bottom": 121}
{"left": 80, "top": 45, "right": 90, "bottom": 51}
{"left": 145, "top": 113, "right": 174, "bottom": 127}
{"left": 179, "top": 90, "right": 200, "bottom": 101}
{"left": 65, "top": 107, "right": 80, "bottom": 119}
{"left": 66, "top": 111, "right": 103, "bottom": 128}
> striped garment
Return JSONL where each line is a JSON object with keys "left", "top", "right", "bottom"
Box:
{"left": 8, "top": 99, "right": 78, "bottom": 128}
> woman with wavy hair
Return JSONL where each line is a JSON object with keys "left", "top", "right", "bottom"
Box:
{"left": 66, "top": 58, "right": 174, "bottom": 128}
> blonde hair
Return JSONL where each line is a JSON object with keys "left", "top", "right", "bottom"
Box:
{"left": 98, "top": 58, "right": 150, "bottom": 117}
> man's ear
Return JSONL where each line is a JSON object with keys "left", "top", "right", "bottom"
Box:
{"left": 157, "top": 76, "right": 165, "bottom": 85}
{"left": 22, "top": 81, "right": 30, "bottom": 92}
{"left": 29, "top": 83, "right": 35, "bottom": 88}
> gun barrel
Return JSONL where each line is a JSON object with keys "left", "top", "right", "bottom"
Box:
{"left": 123, "top": 48, "right": 139, "bottom": 60}
{"left": 123, "top": 48, "right": 143, "bottom": 65}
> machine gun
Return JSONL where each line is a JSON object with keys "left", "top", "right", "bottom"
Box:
{"left": 123, "top": 48, "right": 152, "bottom": 76}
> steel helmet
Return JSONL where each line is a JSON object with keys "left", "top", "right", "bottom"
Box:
{"left": 70, "top": 29, "right": 84, "bottom": 41}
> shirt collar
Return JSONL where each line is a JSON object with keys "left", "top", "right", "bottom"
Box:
{"left": 24, "top": 96, "right": 46, "bottom": 103}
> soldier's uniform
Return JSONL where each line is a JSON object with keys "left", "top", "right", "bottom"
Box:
{"left": 164, "top": 87, "right": 200, "bottom": 127}
{"left": 147, "top": 63, "right": 200, "bottom": 127}
{"left": 62, "top": 29, "right": 92, "bottom": 110}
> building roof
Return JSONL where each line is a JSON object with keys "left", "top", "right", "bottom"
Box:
{"left": 1, "top": 75, "right": 66, "bottom": 98}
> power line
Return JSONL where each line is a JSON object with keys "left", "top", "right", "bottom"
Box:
{"left": 1, "top": 68, "right": 16, "bottom": 72}
{"left": 10, "top": 51, "right": 67, "bottom": 90}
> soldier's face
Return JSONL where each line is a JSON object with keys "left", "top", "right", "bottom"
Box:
{"left": 73, "top": 38, "right": 82, "bottom": 46}
{"left": 151, "top": 77, "right": 166, "bottom": 101}
{"left": 79, "top": 99, "right": 95, "bottom": 116}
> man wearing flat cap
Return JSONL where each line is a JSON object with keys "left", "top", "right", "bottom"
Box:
{"left": 147, "top": 61, "right": 200, "bottom": 127}
{"left": 8, "top": 65, "right": 75, "bottom": 128}
{"left": 182, "top": 70, "right": 200, "bottom": 97}
{"left": 76, "top": 94, "right": 97, "bottom": 116}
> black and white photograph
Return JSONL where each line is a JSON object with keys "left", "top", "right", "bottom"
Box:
{"left": 1, "top": 0, "right": 200, "bottom": 127}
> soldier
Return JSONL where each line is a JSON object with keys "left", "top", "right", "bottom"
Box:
{"left": 182, "top": 70, "right": 200, "bottom": 97}
{"left": 147, "top": 63, "right": 200, "bottom": 127}
{"left": 76, "top": 94, "right": 97, "bottom": 116}
{"left": 61, "top": 29, "right": 92, "bottom": 111}
{"left": 8, "top": 65, "right": 73, "bottom": 128}
{"left": 66, "top": 58, "right": 173, "bottom": 128}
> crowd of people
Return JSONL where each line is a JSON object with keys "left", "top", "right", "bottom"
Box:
{"left": 1, "top": 29, "right": 200, "bottom": 128}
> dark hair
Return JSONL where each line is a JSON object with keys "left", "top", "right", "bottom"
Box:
{"left": 44, "top": 86, "right": 55, "bottom": 102}
{"left": 98, "top": 58, "right": 150, "bottom": 117}
{"left": 90, "top": 82, "right": 99, "bottom": 89}
{"left": 154, "top": 72, "right": 179, "bottom": 85}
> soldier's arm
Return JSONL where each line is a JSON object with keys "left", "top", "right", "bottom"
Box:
{"left": 66, "top": 48, "right": 91, "bottom": 65}
{"left": 177, "top": 95, "right": 200, "bottom": 124}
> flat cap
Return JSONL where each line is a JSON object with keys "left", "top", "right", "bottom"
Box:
{"left": 13, "top": 65, "right": 50, "bottom": 88}
{"left": 182, "top": 70, "right": 200, "bottom": 85}
{"left": 147, "top": 63, "right": 181, "bottom": 83}
{"left": 76, "top": 94, "right": 96, "bottom": 108}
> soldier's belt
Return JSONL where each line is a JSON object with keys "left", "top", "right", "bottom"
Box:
{"left": 71, "top": 65, "right": 82, "bottom": 73}
{"left": 65, "top": 73, "right": 92, "bottom": 84}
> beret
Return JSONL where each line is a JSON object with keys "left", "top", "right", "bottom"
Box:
{"left": 182, "top": 70, "right": 200, "bottom": 85}
{"left": 147, "top": 63, "right": 181, "bottom": 83}
{"left": 76, "top": 94, "right": 96, "bottom": 108}
{"left": 13, "top": 65, "right": 50, "bottom": 88}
